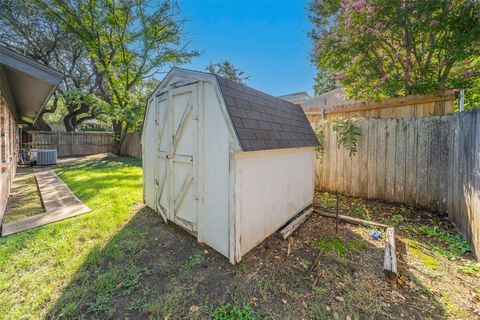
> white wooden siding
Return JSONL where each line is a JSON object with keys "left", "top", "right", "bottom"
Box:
{"left": 234, "top": 147, "right": 315, "bottom": 259}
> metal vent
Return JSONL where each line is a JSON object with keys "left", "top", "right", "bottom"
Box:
{"left": 36, "top": 149, "right": 57, "bottom": 165}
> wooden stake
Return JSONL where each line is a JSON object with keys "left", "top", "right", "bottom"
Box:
{"left": 335, "top": 194, "right": 339, "bottom": 235}
{"left": 383, "top": 227, "right": 398, "bottom": 285}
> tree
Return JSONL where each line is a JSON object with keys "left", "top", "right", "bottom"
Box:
{"left": 309, "top": 0, "right": 480, "bottom": 101}
{"left": 38, "top": 0, "right": 198, "bottom": 151}
{"left": 0, "top": 0, "right": 106, "bottom": 131}
{"left": 206, "top": 60, "right": 250, "bottom": 84}
{"left": 313, "top": 69, "right": 337, "bottom": 96}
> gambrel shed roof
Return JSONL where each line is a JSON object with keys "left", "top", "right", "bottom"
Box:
{"left": 214, "top": 74, "right": 319, "bottom": 151}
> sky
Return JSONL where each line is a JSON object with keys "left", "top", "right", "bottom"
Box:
{"left": 177, "top": 0, "right": 316, "bottom": 96}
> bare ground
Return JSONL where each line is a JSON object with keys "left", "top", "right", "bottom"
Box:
{"left": 3, "top": 166, "right": 44, "bottom": 223}
{"left": 46, "top": 191, "right": 480, "bottom": 319}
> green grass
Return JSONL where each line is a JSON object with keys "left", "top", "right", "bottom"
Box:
{"left": 408, "top": 222, "right": 470, "bottom": 259}
{"left": 0, "top": 157, "right": 143, "bottom": 319}
{"left": 212, "top": 304, "right": 256, "bottom": 320}
{"left": 312, "top": 236, "right": 367, "bottom": 256}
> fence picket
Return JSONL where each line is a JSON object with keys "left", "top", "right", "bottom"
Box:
{"left": 314, "top": 111, "right": 480, "bottom": 259}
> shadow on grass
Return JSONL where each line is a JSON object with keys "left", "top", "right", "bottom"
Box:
{"left": 45, "top": 206, "right": 235, "bottom": 319}
{"left": 45, "top": 206, "right": 447, "bottom": 319}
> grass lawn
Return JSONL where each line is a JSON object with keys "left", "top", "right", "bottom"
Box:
{"left": 0, "top": 156, "right": 479, "bottom": 319}
{"left": 3, "top": 166, "right": 44, "bottom": 223}
{"left": 0, "top": 157, "right": 143, "bottom": 319}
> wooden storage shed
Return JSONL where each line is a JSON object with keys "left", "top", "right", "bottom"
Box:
{"left": 142, "top": 68, "right": 319, "bottom": 263}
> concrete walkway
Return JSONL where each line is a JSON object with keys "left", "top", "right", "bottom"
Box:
{"left": 2, "top": 168, "right": 91, "bottom": 236}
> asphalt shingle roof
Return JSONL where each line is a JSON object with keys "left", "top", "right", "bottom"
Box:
{"left": 215, "top": 75, "right": 319, "bottom": 152}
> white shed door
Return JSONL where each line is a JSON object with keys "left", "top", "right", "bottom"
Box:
{"left": 170, "top": 85, "right": 198, "bottom": 232}
{"left": 155, "top": 93, "right": 170, "bottom": 223}
{"left": 156, "top": 84, "right": 198, "bottom": 232}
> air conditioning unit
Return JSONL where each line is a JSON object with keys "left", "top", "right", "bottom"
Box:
{"left": 33, "top": 149, "right": 58, "bottom": 165}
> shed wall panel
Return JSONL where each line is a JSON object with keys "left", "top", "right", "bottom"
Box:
{"left": 142, "top": 100, "right": 157, "bottom": 210}
{"left": 235, "top": 148, "right": 315, "bottom": 258}
{"left": 201, "top": 82, "right": 232, "bottom": 257}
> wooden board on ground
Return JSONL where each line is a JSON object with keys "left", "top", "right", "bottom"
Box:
{"left": 314, "top": 209, "right": 389, "bottom": 229}
{"left": 279, "top": 207, "right": 314, "bottom": 239}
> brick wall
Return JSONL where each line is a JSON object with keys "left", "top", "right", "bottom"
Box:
{"left": 0, "top": 90, "right": 18, "bottom": 223}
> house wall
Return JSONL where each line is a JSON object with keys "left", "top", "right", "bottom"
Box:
{"left": 234, "top": 147, "right": 315, "bottom": 260}
{"left": 0, "top": 83, "right": 19, "bottom": 222}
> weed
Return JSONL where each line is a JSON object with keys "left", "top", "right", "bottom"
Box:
{"left": 143, "top": 291, "right": 182, "bottom": 319}
{"left": 308, "top": 303, "right": 331, "bottom": 319}
{"left": 354, "top": 204, "right": 371, "bottom": 221}
{"left": 181, "top": 252, "right": 209, "bottom": 279}
{"left": 95, "top": 270, "right": 120, "bottom": 296}
{"left": 121, "top": 266, "right": 146, "bottom": 294}
{"left": 459, "top": 262, "right": 480, "bottom": 276}
{"left": 128, "top": 289, "right": 151, "bottom": 312}
{"left": 211, "top": 304, "right": 256, "bottom": 320}
{"left": 59, "top": 302, "right": 77, "bottom": 318}
{"left": 312, "top": 237, "right": 367, "bottom": 257}
{"left": 320, "top": 192, "right": 337, "bottom": 209}
{"left": 87, "top": 295, "right": 114, "bottom": 317}
{"left": 349, "top": 239, "right": 368, "bottom": 252}
{"left": 313, "top": 237, "right": 348, "bottom": 256}
{"left": 390, "top": 214, "right": 404, "bottom": 226}
{"left": 412, "top": 223, "right": 470, "bottom": 258}
{"left": 313, "top": 287, "right": 326, "bottom": 295}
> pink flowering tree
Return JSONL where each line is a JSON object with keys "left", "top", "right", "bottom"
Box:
{"left": 309, "top": 0, "right": 480, "bottom": 102}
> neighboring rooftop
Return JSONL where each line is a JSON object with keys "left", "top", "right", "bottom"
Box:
{"left": 214, "top": 74, "right": 319, "bottom": 152}
{"left": 0, "top": 45, "right": 63, "bottom": 123}
{"left": 301, "top": 88, "right": 361, "bottom": 113}
{"left": 278, "top": 91, "right": 311, "bottom": 105}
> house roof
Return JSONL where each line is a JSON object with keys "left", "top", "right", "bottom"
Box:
{"left": 0, "top": 45, "right": 63, "bottom": 123}
{"left": 278, "top": 91, "right": 311, "bottom": 104}
{"left": 215, "top": 75, "right": 319, "bottom": 151}
{"left": 301, "top": 88, "right": 361, "bottom": 113}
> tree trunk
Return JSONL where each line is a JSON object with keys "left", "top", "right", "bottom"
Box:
{"left": 63, "top": 115, "right": 76, "bottom": 132}
{"left": 33, "top": 111, "right": 52, "bottom": 131}
{"left": 112, "top": 119, "right": 123, "bottom": 154}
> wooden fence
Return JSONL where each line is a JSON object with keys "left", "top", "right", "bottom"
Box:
{"left": 120, "top": 132, "right": 142, "bottom": 158}
{"left": 315, "top": 109, "right": 480, "bottom": 259}
{"left": 305, "top": 90, "right": 457, "bottom": 125}
{"left": 22, "top": 131, "right": 114, "bottom": 157}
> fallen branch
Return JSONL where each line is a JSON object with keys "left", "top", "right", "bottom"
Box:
{"left": 312, "top": 270, "right": 323, "bottom": 287}
{"left": 314, "top": 209, "right": 389, "bottom": 229}
{"left": 307, "top": 251, "right": 324, "bottom": 274}
{"left": 279, "top": 207, "right": 314, "bottom": 239}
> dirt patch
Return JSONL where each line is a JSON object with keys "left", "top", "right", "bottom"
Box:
{"left": 3, "top": 166, "right": 44, "bottom": 223}
{"left": 46, "top": 192, "right": 480, "bottom": 319}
